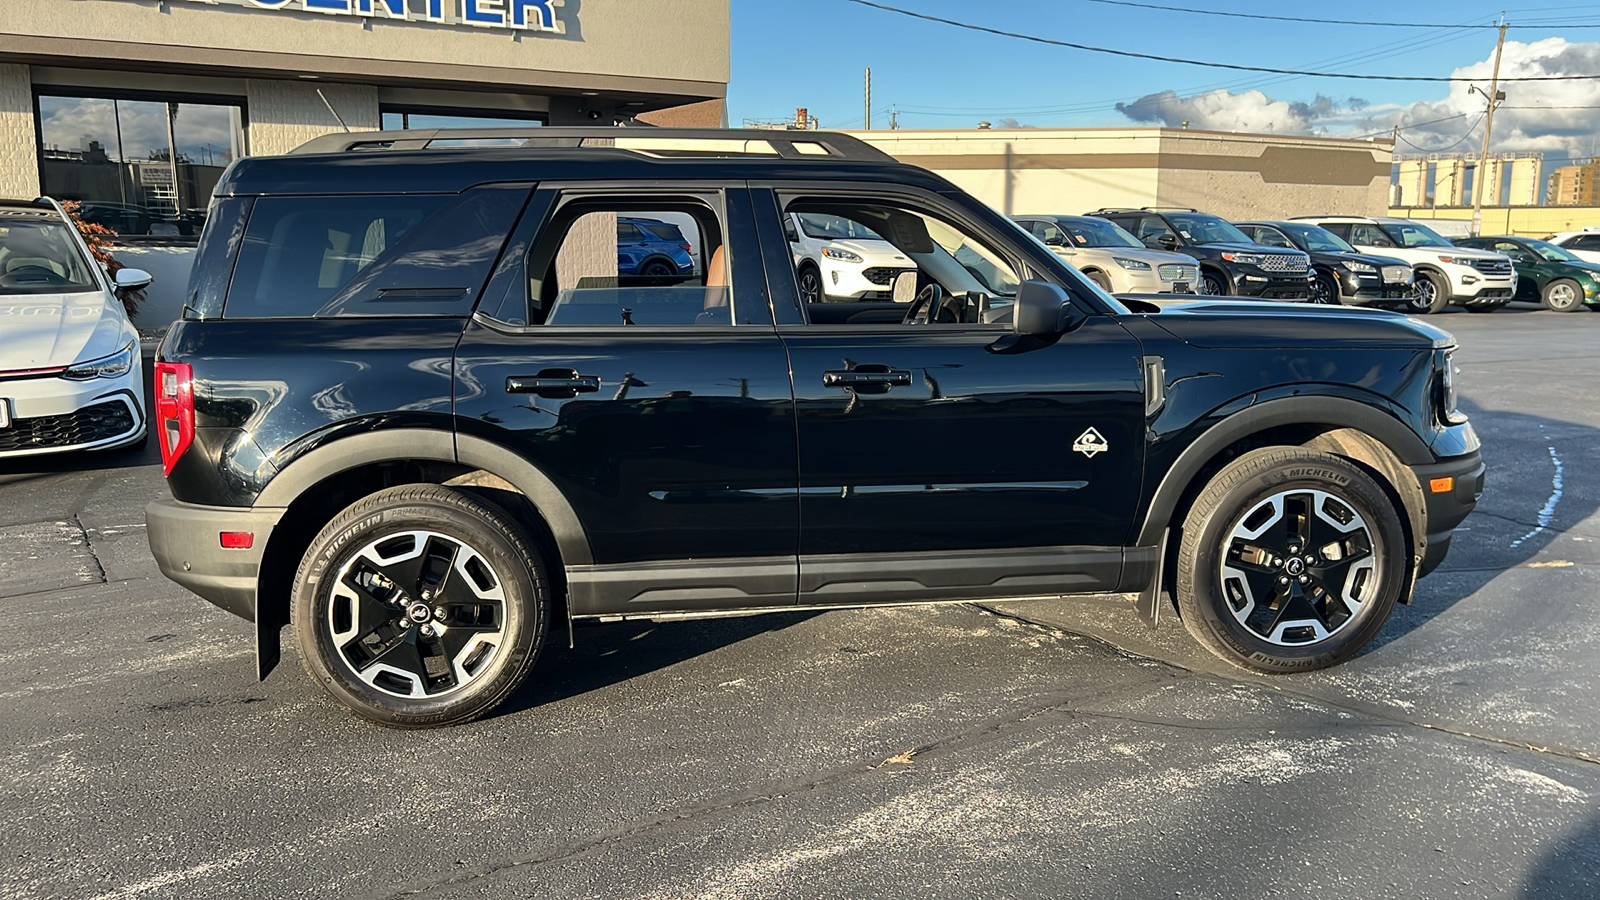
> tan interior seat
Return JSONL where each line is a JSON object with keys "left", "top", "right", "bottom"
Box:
{"left": 703, "top": 244, "right": 728, "bottom": 309}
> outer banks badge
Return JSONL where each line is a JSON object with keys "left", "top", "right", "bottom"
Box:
{"left": 1073, "top": 427, "right": 1109, "bottom": 458}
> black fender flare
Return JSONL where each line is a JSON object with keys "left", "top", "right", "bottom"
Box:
{"left": 255, "top": 428, "right": 592, "bottom": 566}
{"left": 1197, "top": 263, "right": 1232, "bottom": 294}
{"left": 1134, "top": 394, "right": 1434, "bottom": 547}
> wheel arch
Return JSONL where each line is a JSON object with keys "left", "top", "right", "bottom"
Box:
{"left": 1136, "top": 396, "right": 1430, "bottom": 555}
{"left": 251, "top": 428, "right": 591, "bottom": 677}
{"left": 1197, "top": 262, "right": 1232, "bottom": 293}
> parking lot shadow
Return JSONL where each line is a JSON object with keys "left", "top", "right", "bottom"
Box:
{"left": 1360, "top": 395, "right": 1599, "bottom": 654}
{"left": 491, "top": 611, "right": 821, "bottom": 720}
{"left": 1523, "top": 808, "right": 1600, "bottom": 897}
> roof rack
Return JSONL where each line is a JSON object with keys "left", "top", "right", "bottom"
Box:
{"left": 290, "top": 127, "right": 896, "bottom": 163}
{"left": 1086, "top": 207, "right": 1199, "bottom": 214}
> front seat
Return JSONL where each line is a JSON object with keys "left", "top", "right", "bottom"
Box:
{"left": 699, "top": 244, "right": 729, "bottom": 324}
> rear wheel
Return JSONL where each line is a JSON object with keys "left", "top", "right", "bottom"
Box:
{"left": 639, "top": 258, "right": 676, "bottom": 278}
{"left": 292, "top": 485, "right": 548, "bottom": 728}
{"left": 1405, "top": 270, "right": 1449, "bottom": 314}
{"left": 1175, "top": 448, "right": 1406, "bottom": 673}
{"left": 1542, "top": 278, "right": 1583, "bottom": 312}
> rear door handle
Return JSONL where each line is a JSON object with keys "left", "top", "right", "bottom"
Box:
{"left": 506, "top": 369, "right": 601, "bottom": 398}
{"left": 822, "top": 367, "right": 913, "bottom": 388}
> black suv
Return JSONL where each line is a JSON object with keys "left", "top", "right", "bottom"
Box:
{"left": 146, "top": 128, "right": 1483, "bottom": 728}
{"left": 1234, "top": 220, "right": 1414, "bottom": 308}
{"left": 1089, "top": 208, "right": 1314, "bottom": 299}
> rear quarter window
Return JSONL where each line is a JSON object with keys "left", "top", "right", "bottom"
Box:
{"left": 223, "top": 185, "right": 529, "bottom": 319}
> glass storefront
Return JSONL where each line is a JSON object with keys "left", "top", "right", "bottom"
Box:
{"left": 36, "top": 92, "right": 244, "bottom": 237}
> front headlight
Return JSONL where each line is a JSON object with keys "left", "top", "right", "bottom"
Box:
{"left": 1345, "top": 261, "right": 1377, "bottom": 274}
{"left": 1438, "top": 348, "right": 1466, "bottom": 425}
{"left": 1436, "top": 255, "right": 1471, "bottom": 266}
{"left": 1220, "top": 252, "right": 1263, "bottom": 265}
{"left": 1112, "top": 256, "right": 1151, "bottom": 270}
{"left": 62, "top": 342, "right": 134, "bottom": 381}
{"left": 821, "top": 247, "right": 863, "bottom": 263}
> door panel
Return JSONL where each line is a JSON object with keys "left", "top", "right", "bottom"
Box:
{"left": 454, "top": 186, "right": 799, "bottom": 615}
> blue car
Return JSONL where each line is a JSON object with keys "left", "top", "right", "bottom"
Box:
{"left": 618, "top": 216, "right": 695, "bottom": 278}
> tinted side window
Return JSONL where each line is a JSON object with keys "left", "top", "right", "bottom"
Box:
{"left": 185, "top": 196, "right": 253, "bottom": 319}
{"left": 224, "top": 187, "right": 528, "bottom": 318}
{"left": 1573, "top": 235, "right": 1600, "bottom": 250}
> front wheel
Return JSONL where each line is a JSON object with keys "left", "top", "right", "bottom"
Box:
{"left": 292, "top": 485, "right": 549, "bottom": 728}
{"left": 797, "top": 263, "right": 824, "bottom": 304}
{"left": 1310, "top": 270, "right": 1340, "bottom": 305}
{"left": 1198, "top": 270, "right": 1229, "bottom": 296}
{"left": 1175, "top": 447, "right": 1406, "bottom": 673}
{"left": 1542, "top": 278, "right": 1584, "bottom": 312}
{"left": 1405, "top": 271, "right": 1449, "bottom": 314}
{"left": 1084, "top": 269, "right": 1114, "bottom": 292}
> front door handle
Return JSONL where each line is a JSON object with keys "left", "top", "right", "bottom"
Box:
{"left": 506, "top": 369, "right": 601, "bottom": 398}
{"left": 822, "top": 367, "right": 913, "bottom": 389}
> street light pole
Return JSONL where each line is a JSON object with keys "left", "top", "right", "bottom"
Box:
{"left": 1469, "top": 18, "right": 1508, "bottom": 237}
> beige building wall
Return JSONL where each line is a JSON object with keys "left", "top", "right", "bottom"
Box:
{"left": 1391, "top": 205, "right": 1600, "bottom": 237}
{"left": 0, "top": 63, "right": 38, "bottom": 199}
{"left": 1477, "top": 157, "right": 1506, "bottom": 207}
{"left": 851, "top": 128, "right": 1391, "bottom": 219}
{"left": 246, "top": 81, "right": 380, "bottom": 157}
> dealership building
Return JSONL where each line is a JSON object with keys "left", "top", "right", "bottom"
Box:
{"left": 0, "top": 0, "right": 728, "bottom": 233}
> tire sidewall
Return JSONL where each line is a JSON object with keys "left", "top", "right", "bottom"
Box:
{"left": 292, "top": 491, "right": 543, "bottom": 727}
{"left": 1200, "top": 270, "right": 1228, "bottom": 296}
{"left": 798, "top": 263, "right": 822, "bottom": 303}
{"left": 1543, "top": 278, "right": 1581, "bottom": 312}
{"left": 1408, "top": 271, "right": 1448, "bottom": 314}
{"left": 1181, "top": 453, "right": 1405, "bottom": 672}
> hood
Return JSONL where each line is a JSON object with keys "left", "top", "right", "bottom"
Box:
{"left": 1069, "top": 246, "right": 1196, "bottom": 267}
{"left": 1327, "top": 251, "right": 1411, "bottom": 268}
{"left": 1428, "top": 244, "right": 1506, "bottom": 260}
{"left": 0, "top": 290, "right": 132, "bottom": 372}
{"left": 828, "top": 238, "right": 913, "bottom": 266}
{"left": 1134, "top": 299, "right": 1452, "bottom": 350}
{"left": 1204, "top": 242, "right": 1307, "bottom": 258}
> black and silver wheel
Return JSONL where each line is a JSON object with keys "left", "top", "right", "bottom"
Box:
{"left": 797, "top": 262, "right": 824, "bottom": 304}
{"left": 1310, "top": 270, "right": 1340, "bottom": 305}
{"left": 1405, "top": 270, "right": 1449, "bottom": 314}
{"left": 292, "top": 485, "right": 548, "bottom": 728}
{"left": 1542, "top": 278, "right": 1583, "bottom": 312}
{"left": 639, "top": 258, "right": 676, "bottom": 278}
{"left": 1175, "top": 447, "right": 1406, "bottom": 673}
{"left": 1198, "top": 270, "right": 1228, "bottom": 296}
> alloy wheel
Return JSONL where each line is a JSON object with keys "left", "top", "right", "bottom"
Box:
{"left": 798, "top": 267, "right": 823, "bottom": 303}
{"left": 327, "top": 530, "right": 507, "bottom": 699}
{"left": 1547, "top": 282, "right": 1579, "bottom": 311}
{"left": 1218, "top": 488, "right": 1379, "bottom": 646}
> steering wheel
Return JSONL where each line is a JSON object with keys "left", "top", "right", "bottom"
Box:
{"left": 903, "top": 283, "right": 945, "bottom": 325}
{"left": 0, "top": 265, "right": 70, "bottom": 288}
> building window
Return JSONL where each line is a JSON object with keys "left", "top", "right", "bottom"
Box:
{"left": 35, "top": 92, "right": 245, "bottom": 238}
{"left": 380, "top": 107, "right": 545, "bottom": 140}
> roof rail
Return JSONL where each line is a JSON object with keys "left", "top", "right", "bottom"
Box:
{"left": 1141, "top": 207, "right": 1199, "bottom": 213}
{"left": 289, "top": 127, "right": 897, "bottom": 163}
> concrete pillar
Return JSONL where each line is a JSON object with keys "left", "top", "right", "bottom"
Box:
{"left": 1396, "top": 159, "right": 1428, "bottom": 207}
{"left": 1478, "top": 157, "right": 1506, "bottom": 207}
{"left": 1435, "top": 159, "right": 1468, "bottom": 207}
{"left": 245, "top": 80, "right": 378, "bottom": 157}
{"left": 0, "top": 63, "right": 41, "bottom": 198}
{"left": 1508, "top": 157, "right": 1543, "bottom": 207}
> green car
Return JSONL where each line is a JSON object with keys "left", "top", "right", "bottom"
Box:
{"left": 1454, "top": 235, "right": 1600, "bottom": 312}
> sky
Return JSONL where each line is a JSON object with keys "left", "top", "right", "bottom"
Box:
{"left": 728, "top": 0, "right": 1600, "bottom": 166}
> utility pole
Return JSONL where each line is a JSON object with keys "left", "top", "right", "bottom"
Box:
{"left": 864, "top": 67, "right": 872, "bottom": 130}
{"left": 1469, "top": 17, "right": 1508, "bottom": 236}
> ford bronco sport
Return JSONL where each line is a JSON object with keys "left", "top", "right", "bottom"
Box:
{"left": 146, "top": 128, "right": 1483, "bottom": 728}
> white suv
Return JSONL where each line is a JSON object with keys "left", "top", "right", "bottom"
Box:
{"left": 1548, "top": 227, "right": 1600, "bottom": 264}
{"left": 784, "top": 212, "right": 916, "bottom": 303}
{"left": 1294, "top": 215, "right": 1514, "bottom": 314}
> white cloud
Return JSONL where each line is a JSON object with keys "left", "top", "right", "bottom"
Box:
{"left": 1115, "top": 38, "right": 1600, "bottom": 158}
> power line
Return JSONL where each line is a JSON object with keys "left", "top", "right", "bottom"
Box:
{"left": 1397, "top": 113, "right": 1487, "bottom": 151}
{"left": 1081, "top": 0, "right": 1600, "bottom": 29}
{"left": 1350, "top": 112, "right": 1474, "bottom": 140}
{"left": 846, "top": 0, "right": 1600, "bottom": 81}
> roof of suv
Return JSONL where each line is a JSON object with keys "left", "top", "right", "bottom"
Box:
{"left": 220, "top": 127, "right": 942, "bottom": 197}
{"left": 1290, "top": 215, "right": 1375, "bottom": 224}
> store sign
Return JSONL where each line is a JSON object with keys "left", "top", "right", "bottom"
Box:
{"left": 171, "top": 0, "right": 565, "bottom": 33}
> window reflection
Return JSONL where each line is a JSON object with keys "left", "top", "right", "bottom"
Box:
{"left": 37, "top": 94, "right": 244, "bottom": 238}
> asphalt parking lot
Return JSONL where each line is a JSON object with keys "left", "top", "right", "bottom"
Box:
{"left": 4, "top": 306, "right": 1599, "bottom": 899}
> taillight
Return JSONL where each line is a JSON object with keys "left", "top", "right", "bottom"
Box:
{"left": 154, "top": 361, "right": 194, "bottom": 477}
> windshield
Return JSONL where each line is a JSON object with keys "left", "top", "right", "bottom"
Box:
{"left": 1059, "top": 217, "right": 1143, "bottom": 249}
{"left": 1527, "top": 238, "right": 1580, "bottom": 262}
{"left": 1280, "top": 222, "right": 1356, "bottom": 253}
{"left": 1167, "top": 213, "right": 1252, "bottom": 246}
{"left": 797, "top": 213, "right": 886, "bottom": 242}
{"left": 1379, "top": 221, "right": 1452, "bottom": 248}
{"left": 0, "top": 216, "right": 99, "bottom": 295}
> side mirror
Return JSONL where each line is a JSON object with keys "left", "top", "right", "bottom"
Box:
{"left": 114, "top": 267, "right": 152, "bottom": 291}
{"left": 1044, "top": 235, "right": 1067, "bottom": 247}
{"left": 1013, "top": 280, "right": 1078, "bottom": 336}
{"left": 1147, "top": 234, "right": 1178, "bottom": 251}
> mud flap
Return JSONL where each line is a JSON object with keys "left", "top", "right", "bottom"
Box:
{"left": 1135, "top": 529, "right": 1171, "bottom": 630}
